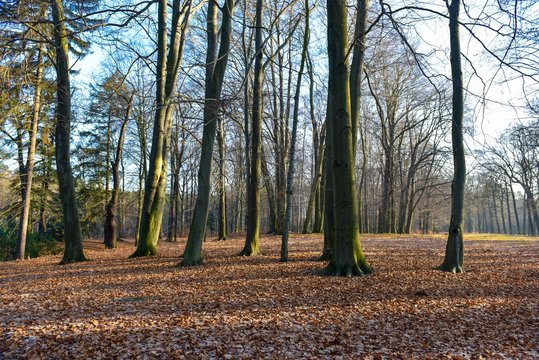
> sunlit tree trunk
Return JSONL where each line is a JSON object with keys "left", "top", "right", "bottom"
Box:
{"left": 16, "top": 25, "right": 45, "bottom": 260}
{"left": 439, "top": 0, "right": 465, "bottom": 273}
{"left": 133, "top": 0, "right": 192, "bottom": 257}
{"left": 240, "top": 0, "right": 264, "bottom": 256}
{"left": 51, "top": 0, "right": 86, "bottom": 264}
{"left": 135, "top": 113, "right": 147, "bottom": 246}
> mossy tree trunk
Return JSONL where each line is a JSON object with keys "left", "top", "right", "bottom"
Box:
{"left": 182, "top": 0, "right": 235, "bottom": 265}
{"left": 133, "top": 0, "right": 192, "bottom": 257}
{"left": 325, "top": 0, "right": 371, "bottom": 276}
{"left": 51, "top": 0, "right": 86, "bottom": 264}
{"left": 240, "top": 0, "right": 264, "bottom": 257}
{"left": 439, "top": 0, "right": 465, "bottom": 273}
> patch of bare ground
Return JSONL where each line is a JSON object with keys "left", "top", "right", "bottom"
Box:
{"left": 1, "top": 234, "right": 538, "bottom": 359}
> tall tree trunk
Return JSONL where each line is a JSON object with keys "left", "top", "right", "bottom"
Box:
{"left": 349, "top": 0, "right": 369, "bottom": 154}
{"left": 439, "top": 0, "right": 465, "bottom": 273}
{"left": 133, "top": 0, "right": 192, "bottom": 257}
{"left": 281, "top": 0, "right": 310, "bottom": 262}
{"left": 104, "top": 97, "right": 132, "bottom": 249}
{"left": 350, "top": 0, "right": 369, "bottom": 231}
{"left": 217, "top": 115, "right": 227, "bottom": 240}
{"left": 325, "top": 0, "right": 371, "bottom": 276}
{"left": 135, "top": 114, "right": 147, "bottom": 246}
{"left": 16, "top": 30, "right": 45, "bottom": 260}
{"left": 182, "top": 0, "right": 235, "bottom": 265}
{"left": 51, "top": 0, "right": 86, "bottom": 264}
{"left": 240, "top": 0, "right": 264, "bottom": 256}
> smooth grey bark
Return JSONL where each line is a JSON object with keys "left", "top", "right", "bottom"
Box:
{"left": 439, "top": 0, "right": 465, "bottom": 273}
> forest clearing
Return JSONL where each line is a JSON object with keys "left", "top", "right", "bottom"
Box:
{"left": 1, "top": 234, "right": 538, "bottom": 358}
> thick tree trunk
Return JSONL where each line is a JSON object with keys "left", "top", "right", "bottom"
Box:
{"left": 182, "top": 0, "right": 234, "bottom": 265}
{"left": 325, "top": 0, "right": 371, "bottom": 276}
{"left": 16, "top": 35, "right": 45, "bottom": 260}
{"left": 51, "top": 0, "right": 86, "bottom": 264}
{"left": 240, "top": 0, "right": 263, "bottom": 257}
{"left": 439, "top": 0, "right": 465, "bottom": 273}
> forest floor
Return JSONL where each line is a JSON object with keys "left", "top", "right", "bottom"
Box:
{"left": 1, "top": 233, "right": 538, "bottom": 359}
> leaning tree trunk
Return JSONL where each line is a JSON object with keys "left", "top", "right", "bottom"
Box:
{"left": 439, "top": 0, "right": 465, "bottom": 273}
{"left": 240, "top": 0, "right": 263, "bottom": 257}
{"left": 281, "top": 0, "right": 310, "bottom": 262}
{"left": 51, "top": 0, "right": 86, "bottom": 264}
{"left": 181, "top": 0, "right": 235, "bottom": 265}
{"left": 16, "top": 33, "right": 45, "bottom": 260}
{"left": 104, "top": 97, "right": 131, "bottom": 249}
{"left": 133, "top": 0, "right": 192, "bottom": 257}
{"left": 325, "top": 0, "right": 371, "bottom": 276}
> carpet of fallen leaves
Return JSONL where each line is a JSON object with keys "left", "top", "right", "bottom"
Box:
{"left": 1, "top": 234, "right": 538, "bottom": 359}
